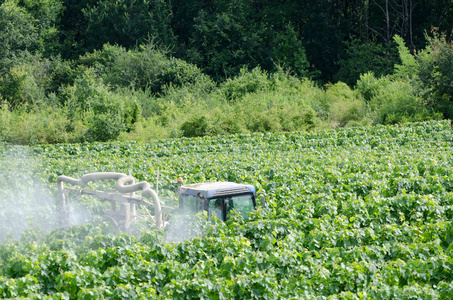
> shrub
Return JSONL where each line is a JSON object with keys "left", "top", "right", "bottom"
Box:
{"left": 0, "top": 104, "right": 76, "bottom": 144}
{"left": 77, "top": 43, "right": 127, "bottom": 77}
{"left": 101, "top": 43, "right": 168, "bottom": 91}
{"left": 324, "top": 82, "right": 366, "bottom": 127}
{"left": 0, "top": 64, "right": 45, "bottom": 108}
{"left": 368, "top": 79, "right": 436, "bottom": 124}
{"left": 355, "top": 72, "right": 388, "bottom": 102}
{"left": 180, "top": 115, "right": 211, "bottom": 137}
{"left": 0, "top": 55, "right": 74, "bottom": 109}
{"left": 62, "top": 68, "right": 140, "bottom": 142}
{"left": 80, "top": 42, "right": 213, "bottom": 95}
{"left": 416, "top": 30, "right": 453, "bottom": 118}
{"left": 247, "top": 110, "right": 282, "bottom": 133}
{"left": 160, "top": 57, "right": 214, "bottom": 91}
{"left": 219, "top": 67, "right": 270, "bottom": 102}
{"left": 356, "top": 71, "right": 432, "bottom": 125}
{"left": 208, "top": 107, "right": 245, "bottom": 135}
{"left": 334, "top": 38, "right": 399, "bottom": 87}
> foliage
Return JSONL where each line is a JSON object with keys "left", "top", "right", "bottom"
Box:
{"left": 2, "top": 121, "right": 453, "bottom": 298}
{"left": 356, "top": 72, "right": 387, "bottom": 102}
{"left": 1, "top": 0, "right": 451, "bottom": 85}
{"left": 393, "top": 35, "right": 418, "bottom": 79}
{"left": 334, "top": 38, "right": 399, "bottom": 87}
{"left": 180, "top": 115, "right": 211, "bottom": 138}
{"left": 219, "top": 67, "right": 271, "bottom": 102}
{"left": 1, "top": 0, "right": 453, "bottom": 144}
{"left": 416, "top": 29, "right": 453, "bottom": 118}
{"left": 185, "top": 0, "right": 309, "bottom": 81}
{"left": 324, "top": 82, "right": 367, "bottom": 127}
{"left": 76, "top": 0, "right": 175, "bottom": 55}
{"left": 355, "top": 72, "right": 440, "bottom": 124}
{"left": 78, "top": 42, "right": 213, "bottom": 95}
{"left": 61, "top": 68, "right": 140, "bottom": 142}
{"left": 0, "top": 54, "right": 74, "bottom": 108}
{"left": 0, "top": 104, "right": 74, "bottom": 144}
{"left": 0, "top": 63, "right": 45, "bottom": 108}
{"left": 0, "top": 0, "right": 37, "bottom": 73}
{"left": 0, "top": 0, "right": 62, "bottom": 72}
{"left": 270, "top": 24, "right": 310, "bottom": 78}
{"left": 17, "top": 0, "right": 64, "bottom": 55}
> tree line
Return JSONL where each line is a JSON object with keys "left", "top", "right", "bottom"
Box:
{"left": 0, "top": 0, "right": 452, "bottom": 144}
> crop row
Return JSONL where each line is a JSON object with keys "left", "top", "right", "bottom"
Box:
{"left": 1, "top": 121, "right": 453, "bottom": 298}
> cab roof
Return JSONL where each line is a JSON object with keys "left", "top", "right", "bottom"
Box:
{"left": 179, "top": 182, "right": 255, "bottom": 198}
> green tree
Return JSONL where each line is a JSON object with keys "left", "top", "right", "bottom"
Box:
{"left": 0, "top": 0, "right": 63, "bottom": 73}
{"left": 57, "top": 0, "right": 98, "bottom": 59}
{"left": 62, "top": 68, "right": 140, "bottom": 142}
{"left": 185, "top": 0, "right": 309, "bottom": 81}
{"left": 78, "top": 42, "right": 212, "bottom": 94}
{"left": 17, "top": 0, "right": 63, "bottom": 55}
{"left": 416, "top": 30, "right": 453, "bottom": 118}
{"left": 0, "top": 0, "right": 37, "bottom": 73}
{"left": 82, "top": 0, "right": 175, "bottom": 53}
{"left": 334, "top": 38, "right": 399, "bottom": 86}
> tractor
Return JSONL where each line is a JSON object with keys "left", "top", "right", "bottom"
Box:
{"left": 57, "top": 172, "right": 265, "bottom": 229}
{"left": 176, "top": 178, "right": 266, "bottom": 222}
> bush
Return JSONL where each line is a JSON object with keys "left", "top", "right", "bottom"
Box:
{"left": 0, "top": 103, "right": 76, "bottom": 144}
{"left": 233, "top": 83, "right": 320, "bottom": 133}
{"left": 62, "top": 68, "right": 141, "bottom": 142}
{"left": 324, "top": 82, "right": 366, "bottom": 127}
{"left": 79, "top": 42, "right": 213, "bottom": 95}
{"left": 208, "top": 107, "right": 245, "bottom": 135}
{"left": 219, "top": 67, "right": 270, "bottom": 102}
{"left": 357, "top": 73, "right": 434, "bottom": 125}
{"left": 334, "top": 38, "right": 399, "bottom": 87}
{"left": 101, "top": 43, "right": 168, "bottom": 92}
{"left": 0, "top": 64, "right": 45, "bottom": 108}
{"left": 368, "top": 79, "right": 437, "bottom": 124}
{"left": 355, "top": 72, "right": 388, "bottom": 102}
{"left": 246, "top": 110, "right": 282, "bottom": 133}
{"left": 180, "top": 115, "right": 211, "bottom": 137}
{"left": 0, "top": 55, "right": 75, "bottom": 109}
{"left": 416, "top": 30, "right": 453, "bottom": 118}
{"left": 160, "top": 57, "right": 214, "bottom": 91}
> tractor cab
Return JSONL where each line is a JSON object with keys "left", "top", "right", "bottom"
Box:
{"left": 177, "top": 181, "right": 259, "bottom": 221}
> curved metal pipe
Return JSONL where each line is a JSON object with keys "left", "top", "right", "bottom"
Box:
{"left": 57, "top": 172, "right": 162, "bottom": 228}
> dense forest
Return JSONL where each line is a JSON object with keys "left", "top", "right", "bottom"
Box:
{"left": 0, "top": 0, "right": 452, "bottom": 144}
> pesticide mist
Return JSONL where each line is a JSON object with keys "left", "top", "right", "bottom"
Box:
{"left": 0, "top": 144, "right": 205, "bottom": 244}
{"left": 0, "top": 146, "right": 96, "bottom": 243}
{"left": 0, "top": 146, "right": 57, "bottom": 243}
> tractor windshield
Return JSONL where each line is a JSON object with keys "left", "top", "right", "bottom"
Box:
{"left": 209, "top": 193, "right": 255, "bottom": 221}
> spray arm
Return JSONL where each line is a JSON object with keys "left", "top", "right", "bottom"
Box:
{"left": 57, "top": 172, "right": 162, "bottom": 228}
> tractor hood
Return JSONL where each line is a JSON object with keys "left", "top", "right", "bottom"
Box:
{"left": 179, "top": 182, "right": 255, "bottom": 199}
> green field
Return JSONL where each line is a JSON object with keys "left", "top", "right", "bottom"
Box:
{"left": 1, "top": 121, "right": 453, "bottom": 299}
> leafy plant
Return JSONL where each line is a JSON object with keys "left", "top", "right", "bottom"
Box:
{"left": 3, "top": 121, "right": 453, "bottom": 298}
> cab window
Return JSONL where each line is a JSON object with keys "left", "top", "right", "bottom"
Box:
{"left": 208, "top": 198, "right": 224, "bottom": 221}
{"left": 228, "top": 194, "right": 255, "bottom": 219}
